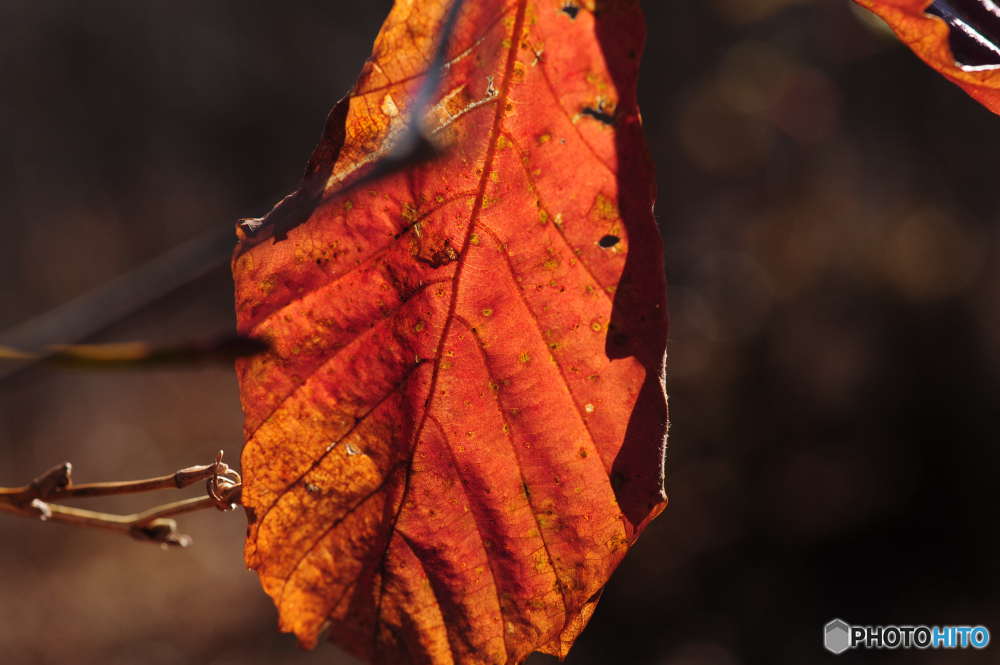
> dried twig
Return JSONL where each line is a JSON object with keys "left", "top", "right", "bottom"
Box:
{"left": 238, "top": 0, "right": 466, "bottom": 238}
{"left": 0, "top": 452, "right": 242, "bottom": 548}
{"left": 0, "top": 335, "right": 267, "bottom": 371}
{"left": 0, "top": 227, "right": 236, "bottom": 381}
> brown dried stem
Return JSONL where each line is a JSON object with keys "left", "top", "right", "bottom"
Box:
{"left": 0, "top": 451, "right": 242, "bottom": 547}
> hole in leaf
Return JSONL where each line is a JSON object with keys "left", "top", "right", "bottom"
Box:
{"left": 926, "top": 0, "right": 1000, "bottom": 70}
{"left": 598, "top": 235, "right": 620, "bottom": 248}
{"left": 560, "top": 2, "right": 580, "bottom": 20}
{"left": 581, "top": 106, "right": 616, "bottom": 126}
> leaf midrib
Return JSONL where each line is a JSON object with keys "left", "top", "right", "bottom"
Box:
{"left": 370, "top": 0, "right": 530, "bottom": 652}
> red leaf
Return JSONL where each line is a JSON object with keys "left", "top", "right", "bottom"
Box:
{"left": 855, "top": 0, "right": 1000, "bottom": 114}
{"left": 232, "top": 1, "right": 668, "bottom": 662}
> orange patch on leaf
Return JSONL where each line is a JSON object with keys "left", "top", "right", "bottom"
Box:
{"left": 232, "top": 0, "right": 668, "bottom": 663}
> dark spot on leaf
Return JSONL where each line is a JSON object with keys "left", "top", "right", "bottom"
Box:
{"left": 414, "top": 238, "right": 460, "bottom": 268}
{"left": 926, "top": 0, "right": 1000, "bottom": 70}
{"left": 581, "top": 106, "right": 616, "bottom": 126}
{"left": 560, "top": 2, "right": 580, "bottom": 20}
{"left": 598, "top": 235, "right": 620, "bottom": 248}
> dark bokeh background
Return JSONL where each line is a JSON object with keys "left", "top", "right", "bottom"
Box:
{"left": 1, "top": 1, "right": 998, "bottom": 663}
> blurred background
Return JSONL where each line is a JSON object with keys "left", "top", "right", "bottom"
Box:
{"left": 0, "top": 0, "right": 998, "bottom": 663}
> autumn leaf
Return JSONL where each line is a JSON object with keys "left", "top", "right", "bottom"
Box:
{"left": 855, "top": 0, "right": 1000, "bottom": 115}
{"left": 232, "top": 0, "right": 668, "bottom": 662}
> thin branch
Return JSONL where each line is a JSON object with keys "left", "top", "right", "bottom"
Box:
{"left": 0, "top": 335, "right": 267, "bottom": 372}
{"left": 0, "top": 0, "right": 467, "bottom": 377}
{"left": 0, "top": 452, "right": 242, "bottom": 547}
{"left": 0, "top": 226, "right": 236, "bottom": 382}
{"left": 239, "top": 0, "right": 466, "bottom": 238}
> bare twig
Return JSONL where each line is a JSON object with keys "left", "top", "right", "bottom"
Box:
{"left": 0, "top": 0, "right": 465, "bottom": 379}
{"left": 0, "top": 335, "right": 267, "bottom": 371}
{"left": 0, "top": 226, "right": 236, "bottom": 381}
{"left": 239, "top": 0, "right": 466, "bottom": 238}
{"left": 0, "top": 452, "right": 242, "bottom": 547}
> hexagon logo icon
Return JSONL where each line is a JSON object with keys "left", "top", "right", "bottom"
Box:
{"left": 825, "top": 619, "right": 850, "bottom": 654}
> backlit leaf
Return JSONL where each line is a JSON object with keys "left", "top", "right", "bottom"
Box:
{"left": 232, "top": 1, "right": 668, "bottom": 662}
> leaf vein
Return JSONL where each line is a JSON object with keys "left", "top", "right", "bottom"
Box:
{"left": 275, "top": 471, "right": 397, "bottom": 614}
{"left": 456, "top": 319, "right": 571, "bottom": 638}
{"left": 242, "top": 184, "right": 473, "bottom": 439}
{"left": 371, "top": 0, "right": 529, "bottom": 649}
{"left": 497, "top": 129, "right": 615, "bottom": 302}
{"left": 425, "top": 413, "right": 511, "bottom": 660}
{"left": 471, "top": 223, "right": 608, "bottom": 472}
{"left": 535, "top": 62, "right": 615, "bottom": 175}
{"left": 394, "top": 530, "right": 460, "bottom": 664}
